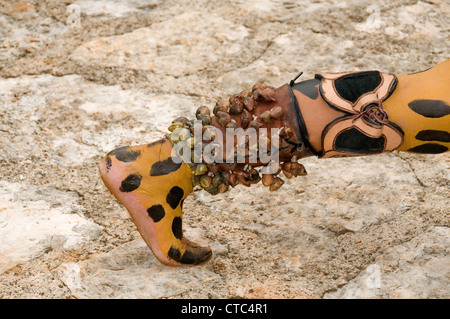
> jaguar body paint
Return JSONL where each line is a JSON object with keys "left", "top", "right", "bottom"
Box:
{"left": 100, "top": 59, "right": 449, "bottom": 266}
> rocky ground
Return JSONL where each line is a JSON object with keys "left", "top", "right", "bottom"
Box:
{"left": 0, "top": 0, "right": 448, "bottom": 299}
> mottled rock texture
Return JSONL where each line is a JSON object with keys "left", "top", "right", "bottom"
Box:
{"left": 0, "top": 0, "right": 448, "bottom": 298}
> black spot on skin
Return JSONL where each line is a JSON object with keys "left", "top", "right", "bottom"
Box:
{"left": 166, "top": 186, "right": 184, "bottom": 209}
{"left": 150, "top": 157, "right": 182, "bottom": 176}
{"left": 415, "top": 130, "right": 450, "bottom": 143}
{"left": 106, "top": 156, "right": 112, "bottom": 170}
{"left": 172, "top": 217, "right": 183, "bottom": 240}
{"left": 168, "top": 246, "right": 182, "bottom": 262}
{"left": 168, "top": 246, "right": 212, "bottom": 265}
{"left": 408, "top": 100, "right": 450, "bottom": 118}
{"left": 108, "top": 146, "right": 141, "bottom": 162}
{"left": 407, "top": 143, "right": 448, "bottom": 154}
{"left": 293, "top": 79, "right": 320, "bottom": 100}
{"left": 119, "top": 174, "right": 142, "bottom": 192}
{"left": 147, "top": 205, "right": 165, "bottom": 222}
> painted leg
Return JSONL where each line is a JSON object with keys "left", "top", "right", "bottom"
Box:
{"left": 100, "top": 59, "right": 449, "bottom": 267}
{"left": 99, "top": 139, "right": 212, "bottom": 266}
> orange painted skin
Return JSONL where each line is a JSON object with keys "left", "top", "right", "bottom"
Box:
{"left": 383, "top": 59, "right": 450, "bottom": 152}
{"left": 99, "top": 139, "right": 211, "bottom": 266}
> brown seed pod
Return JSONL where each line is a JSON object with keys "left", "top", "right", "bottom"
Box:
{"left": 218, "top": 162, "right": 237, "bottom": 171}
{"left": 229, "top": 101, "right": 244, "bottom": 115}
{"left": 253, "top": 87, "right": 276, "bottom": 102}
{"left": 262, "top": 174, "right": 274, "bottom": 187}
{"left": 248, "top": 120, "right": 263, "bottom": 130}
{"left": 252, "top": 82, "right": 269, "bottom": 93}
{"left": 198, "top": 113, "right": 211, "bottom": 126}
{"left": 204, "top": 184, "right": 220, "bottom": 195}
{"left": 218, "top": 183, "right": 229, "bottom": 194}
{"left": 172, "top": 116, "right": 190, "bottom": 125}
{"left": 269, "top": 176, "right": 285, "bottom": 191}
{"left": 259, "top": 88, "right": 276, "bottom": 102}
{"left": 242, "top": 97, "right": 255, "bottom": 111}
{"left": 226, "top": 121, "right": 238, "bottom": 129}
{"left": 206, "top": 163, "right": 219, "bottom": 175}
{"left": 212, "top": 175, "right": 222, "bottom": 188}
{"left": 291, "top": 162, "right": 307, "bottom": 177}
{"left": 168, "top": 121, "right": 184, "bottom": 132}
{"left": 200, "top": 175, "right": 212, "bottom": 188}
{"left": 280, "top": 127, "right": 293, "bottom": 139}
{"left": 229, "top": 94, "right": 238, "bottom": 106}
{"left": 248, "top": 169, "right": 261, "bottom": 184}
{"left": 259, "top": 111, "right": 271, "bottom": 124}
{"left": 234, "top": 171, "right": 251, "bottom": 187}
{"left": 282, "top": 162, "right": 292, "bottom": 174}
{"left": 240, "top": 109, "right": 252, "bottom": 128}
{"left": 214, "top": 99, "right": 230, "bottom": 115}
{"left": 220, "top": 170, "right": 231, "bottom": 185}
{"left": 283, "top": 171, "right": 293, "bottom": 179}
{"left": 216, "top": 111, "right": 231, "bottom": 127}
{"left": 237, "top": 90, "right": 251, "bottom": 99}
{"left": 270, "top": 106, "right": 284, "bottom": 119}
{"left": 196, "top": 105, "right": 210, "bottom": 118}
{"left": 228, "top": 173, "right": 239, "bottom": 187}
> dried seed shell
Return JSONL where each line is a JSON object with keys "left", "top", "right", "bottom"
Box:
{"left": 259, "top": 111, "right": 271, "bottom": 124}
{"left": 228, "top": 174, "right": 238, "bottom": 187}
{"left": 269, "top": 176, "right": 284, "bottom": 191}
{"left": 249, "top": 120, "right": 263, "bottom": 130}
{"left": 212, "top": 175, "right": 222, "bottom": 188}
{"left": 259, "top": 88, "right": 276, "bottom": 102}
{"left": 262, "top": 174, "right": 274, "bottom": 187}
{"left": 198, "top": 113, "right": 211, "bottom": 126}
{"left": 214, "top": 99, "right": 230, "bottom": 115}
{"left": 248, "top": 169, "right": 261, "bottom": 183}
{"left": 196, "top": 105, "right": 210, "bottom": 117}
{"left": 218, "top": 183, "right": 229, "bottom": 193}
{"left": 226, "top": 121, "right": 238, "bottom": 129}
{"left": 194, "top": 163, "right": 208, "bottom": 176}
{"left": 242, "top": 97, "right": 255, "bottom": 112}
{"left": 252, "top": 82, "right": 268, "bottom": 93}
{"left": 238, "top": 90, "right": 251, "bottom": 99}
{"left": 200, "top": 175, "right": 212, "bottom": 188}
{"left": 229, "top": 102, "right": 244, "bottom": 115}
{"left": 270, "top": 106, "right": 284, "bottom": 119}
{"left": 235, "top": 171, "right": 250, "bottom": 187}
{"left": 282, "top": 162, "right": 292, "bottom": 173}
{"left": 291, "top": 162, "right": 307, "bottom": 177}
{"left": 240, "top": 109, "right": 251, "bottom": 128}
{"left": 216, "top": 111, "right": 231, "bottom": 127}
{"left": 283, "top": 171, "right": 293, "bottom": 179}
